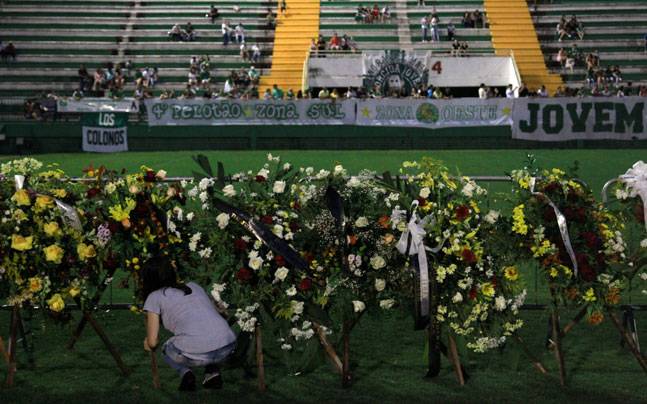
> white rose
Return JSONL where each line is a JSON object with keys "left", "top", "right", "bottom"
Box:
{"left": 105, "top": 182, "right": 117, "bottom": 194}
{"left": 222, "top": 184, "right": 236, "bottom": 197}
{"left": 346, "top": 177, "right": 361, "bottom": 187}
{"left": 257, "top": 168, "right": 269, "bottom": 179}
{"left": 249, "top": 256, "right": 263, "bottom": 270}
{"left": 291, "top": 300, "right": 304, "bottom": 315}
{"left": 484, "top": 210, "right": 500, "bottom": 224}
{"left": 156, "top": 169, "right": 167, "bottom": 180}
{"left": 333, "top": 165, "right": 346, "bottom": 176}
{"left": 305, "top": 167, "right": 314, "bottom": 175}
{"left": 352, "top": 300, "right": 366, "bottom": 313}
{"left": 199, "top": 178, "right": 211, "bottom": 190}
{"left": 355, "top": 216, "right": 369, "bottom": 228}
{"left": 272, "top": 224, "right": 284, "bottom": 238}
{"left": 286, "top": 286, "right": 297, "bottom": 296}
{"left": 494, "top": 296, "right": 507, "bottom": 311}
{"left": 216, "top": 213, "right": 229, "bottom": 229}
{"left": 370, "top": 255, "right": 386, "bottom": 270}
{"left": 283, "top": 162, "right": 291, "bottom": 171}
{"left": 273, "top": 180, "right": 286, "bottom": 194}
{"left": 419, "top": 187, "right": 431, "bottom": 198}
{"left": 275, "top": 267, "right": 289, "bottom": 281}
{"left": 641, "top": 239, "right": 647, "bottom": 248}
{"left": 129, "top": 185, "right": 140, "bottom": 194}
{"left": 374, "top": 278, "right": 386, "bottom": 292}
{"left": 379, "top": 299, "right": 395, "bottom": 309}
{"left": 452, "top": 292, "right": 463, "bottom": 303}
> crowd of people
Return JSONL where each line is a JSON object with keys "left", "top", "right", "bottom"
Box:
{"left": 168, "top": 23, "right": 197, "bottom": 42}
{"left": 556, "top": 15, "right": 584, "bottom": 41}
{"left": 354, "top": 4, "right": 390, "bottom": 23}
{"left": 310, "top": 33, "right": 358, "bottom": 54}
{"left": 419, "top": 8, "right": 481, "bottom": 45}
{"left": 75, "top": 61, "right": 158, "bottom": 99}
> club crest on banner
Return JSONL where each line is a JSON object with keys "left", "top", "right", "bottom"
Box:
{"left": 363, "top": 50, "right": 429, "bottom": 96}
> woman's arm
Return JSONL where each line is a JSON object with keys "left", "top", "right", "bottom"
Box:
{"left": 144, "top": 312, "right": 160, "bottom": 351}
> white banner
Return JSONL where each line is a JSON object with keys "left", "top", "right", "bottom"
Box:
{"left": 145, "top": 99, "right": 356, "bottom": 126}
{"left": 512, "top": 97, "right": 647, "bottom": 141}
{"left": 82, "top": 126, "right": 128, "bottom": 153}
{"left": 58, "top": 97, "right": 139, "bottom": 113}
{"left": 355, "top": 98, "right": 513, "bottom": 128}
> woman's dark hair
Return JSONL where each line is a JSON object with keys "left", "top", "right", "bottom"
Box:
{"left": 141, "top": 255, "right": 192, "bottom": 300}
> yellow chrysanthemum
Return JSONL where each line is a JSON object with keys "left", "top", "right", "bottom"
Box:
{"left": 11, "top": 234, "right": 33, "bottom": 251}
{"left": 43, "top": 222, "right": 61, "bottom": 237}
{"left": 583, "top": 288, "right": 597, "bottom": 302}
{"left": 480, "top": 282, "right": 495, "bottom": 298}
{"left": 512, "top": 204, "right": 528, "bottom": 235}
{"left": 34, "top": 195, "right": 55, "bottom": 212}
{"left": 43, "top": 244, "right": 65, "bottom": 264}
{"left": 77, "top": 242, "right": 97, "bottom": 261}
{"left": 28, "top": 277, "right": 43, "bottom": 293}
{"left": 51, "top": 188, "right": 67, "bottom": 198}
{"left": 47, "top": 294, "right": 65, "bottom": 312}
{"left": 11, "top": 189, "right": 31, "bottom": 206}
{"left": 503, "top": 266, "right": 519, "bottom": 281}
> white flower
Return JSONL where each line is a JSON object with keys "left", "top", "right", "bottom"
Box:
{"left": 190, "top": 232, "right": 202, "bottom": 243}
{"left": 484, "top": 210, "right": 500, "bottom": 224}
{"left": 198, "top": 178, "right": 212, "bottom": 190}
{"left": 283, "top": 162, "right": 291, "bottom": 171}
{"left": 222, "top": 184, "right": 236, "bottom": 197}
{"left": 188, "top": 241, "right": 198, "bottom": 252}
{"left": 257, "top": 168, "right": 269, "bottom": 179}
{"left": 419, "top": 187, "right": 431, "bottom": 198}
{"left": 199, "top": 191, "right": 209, "bottom": 203}
{"left": 286, "top": 286, "right": 297, "bottom": 296}
{"left": 379, "top": 299, "right": 395, "bottom": 309}
{"left": 216, "top": 213, "right": 229, "bottom": 229}
{"left": 291, "top": 300, "right": 304, "bottom": 315}
{"left": 156, "top": 169, "right": 167, "bottom": 179}
{"left": 187, "top": 187, "right": 198, "bottom": 198}
{"left": 615, "top": 188, "right": 629, "bottom": 200}
{"left": 333, "top": 165, "right": 346, "bottom": 176}
{"left": 370, "top": 255, "right": 386, "bottom": 270}
{"left": 249, "top": 256, "right": 263, "bottom": 270}
{"left": 281, "top": 343, "right": 292, "bottom": 351}
{"left": 198, "top": 247, "right": 212, "bottom": 258}
{"left": 275, "top": 267, "right": 289, "bottom": 281}
{"left": 272, "top": 224, "right": 284, "bottom": 238}
{"left": 640, "top": 273, "right": 647, "bottom": 281}
{"left": 186, "top": 212, "right": 195, "bottom": 221}
{"left": 352, "top": 300, "right": 366, "bottom": 313}
{"left": 305, "top": 167, "right": 314, "bottom": 175}
{"left": 105, "top": 182, "right": 117, "bottom": 194}
{"left": 347, "top": 177, "right": 361, "bottom": 187}
{"left": 129, "top": 185, "right": 139, "bottom": 194}
{"left": 374, "top": 278, "right": 386, "bottom": 292}
{"left": 461, "top": 182, "right": 476, "bottom": 198}
{"left": 494, "top": 296, "right": 507, "bottom": 311}
{"left": 315, "top": 169, "right": 330, "bottom": 179}
{"left": 641, "top": 239, "right": 647, "bottom": 248}
{"left": 452, "top": 292, "right": 463, "bottom": 303}
{"left": 273, "top": 180, "right": 286, "bottom": 194}
{"left": 355, "top": 216, "right": 369, "bottom": 228}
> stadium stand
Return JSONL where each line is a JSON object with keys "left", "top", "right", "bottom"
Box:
{"left": 531, "top": 0, "right": 647, "bottom": 91}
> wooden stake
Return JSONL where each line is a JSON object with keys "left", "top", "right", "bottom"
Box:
{"left": 342, "top": 325, "right": 352, "bottom": 388}
{"left": 0, "top": 336, "right": 9, "bottom": 365}
{"left": 255, "top": 323, "right": 266, "bottom": 392}
{"left": 551, "top": 309, "right": 567, "bottom": 386}
{"left": 447, "top": 334, "right": 466, "bottom": 386}
{"left": 561, "top": 305, "right": 588, "bottom": 337}
{"left": 607, "top": 309, "right": 647, "bottom": 374}
{"left": 426, "top": 320, "right": 441, "bottom": 378}
{"left": 313, "top": 322, "right": 342, "bottom": 374}
{"left": 5, "top": 305, "right": 19, "bottom": 387}
{"left": 514, "top": 334, "right": 548, "bottom": 375}
{"left": 84, "top": 312, "right": 130, "bottom": 376}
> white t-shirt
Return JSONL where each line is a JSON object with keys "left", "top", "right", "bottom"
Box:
{"left": 478, "top": 87, "right": 487, "bottom": 99}
{"left": 505, "top": 88, "right": 515, "bottom": 98}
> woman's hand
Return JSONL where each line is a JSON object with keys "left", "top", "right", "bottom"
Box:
{"left": 143, "top": 338, "right": 152, "bottom": 352}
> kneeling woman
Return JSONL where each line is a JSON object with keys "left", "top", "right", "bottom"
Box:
{"left": 142, "top": 256, "right": 236, "bottom": 391}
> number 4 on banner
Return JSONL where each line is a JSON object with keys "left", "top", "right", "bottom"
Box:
{"left": 432, "top": 61, "right": 442, "bottom": 75}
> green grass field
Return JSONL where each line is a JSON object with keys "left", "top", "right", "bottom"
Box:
{"left": 1, "top": 150, "right": 646, "bottom": 402}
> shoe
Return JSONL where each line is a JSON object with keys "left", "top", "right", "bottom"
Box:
{"left": 203, "top": 373, "right": 223, "bottom": 389}
{"left": 179, "top": 370, "right": 196, "bottom": 391}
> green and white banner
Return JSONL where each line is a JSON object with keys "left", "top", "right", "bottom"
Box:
{"left": 512, "top": 97, "right": 647, "bottom": 141}
{"left": 145, "top": 99, "right": 356, "bottom": 126}
{"left": 82, "top": 112, "right": 129, "bottom": 153}
{"left": 355, "top": 99, "right": 513, "bottom": 128}
{"left": 58, "top": 97, "right": 139, "bottom": 113}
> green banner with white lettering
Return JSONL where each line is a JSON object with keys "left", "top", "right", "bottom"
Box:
{"left": 512, "top": 97, "right": 647, "bottom": 141}
{"left": 82, "top": 112, "right": 129, "bottom": 153}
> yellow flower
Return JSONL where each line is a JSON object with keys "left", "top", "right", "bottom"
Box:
{"left": 77, "top": 242, "right": 97, "bottom": 261}
{"left": 512, "top": 204, "right": 528, "bottom": 235}
{"left": 108, "top": 198, "right": 136, "bottom": 222}
{"left": 11, "top": 234, "right": 33, "bottom": 251}
{"left": 480, "top": 282, "right": 495, "bottom": 298}
{"left": 549, "top": 267, "right": 559, "bottom": 278}
{"left": 34, "top": 195, "right": 55, "bottom": 212}
{"left": 12, "top": 209, "right": 28, "bottom": 222}
{"left": 47, "top": 294, "right": 65, "bottom": 312}
{"left": 28, "top": 277, "right": 43, "bottom": 293}
{"left": 503, "top": 266, "right": 519, "bottom": 281}
{"left": 51, "top": 188, "right": 67, "bottom": 198}
{"left": 69, "top": 286, "right": 81, "bottom": 298}
{"left": 43, "top": 222, "right": 61, "bottom": 237}
{"left": 44, "top": 244, "right": 65, "bottom": 264}
{"left": 583, "top": 288, "right": 597, "bottom": 302}
{"left": 11, "top": 189, "right": 31, "bottom": 206}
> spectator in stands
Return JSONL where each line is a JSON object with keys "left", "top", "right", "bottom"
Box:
{"left": 330, "top": 88, "right": 340, "bottom": 100}
{"left": 355, "top": 5, "right": 369, "bottom": 23}
{"left": 188, "top": 67, "right": 198, "bottom": 86}
{"left": 280, "top": 0, "right": 287, "bottom": 15}
{"left": 612, "top": 65, "right": 622, "bottom": 84}
{"left": 451, "top": 39, "right": 460, "bottom": 56}
{"left": 329, "top": 32, "right": 341, "bottom": 50}
{"left": 224, "top": 78, "right": 234, "bottom": 95}
{"left": 473, "top": 10, "right": 483, "bottom": 28}
{"left": 644, "top": 33, "right": 647, "bottom": 53}
{"left": 114, "top": 71, "right": 125, "bottom": 90}
{"left": 556, "top": 48, "right": 566, "bottom": 68}
{"left": 446, "top": 22, "right": 456, "bottom": 41}
{"left": 432, "top": 87, "right": 444, "bottom": 99}
{"left": 517, "top": 82, "right": 529, "bottom": 97}
{"left": 92, "top": 68, "right": 104, "bottom": 93}
{"left": 462, "top": 12, "right": 473, "bottom": 28}
{"left": 345, "top": 87, "right": 357, "bottom": 98}
{"left": 0, "top": 41, "right": 16, "bottom": 62}
{"left": 371, "top": 5, "right": 380, "bottom": 23}
{"left": 222, "top": 20, "right": 232, "bottom": 45}
{"left": 78, "top": 64, "right": 90, "bottom": 92}
{"left": 248, "top": 66, "right": 259, "bottom": 84}
{"left": 317, "top": 88, "right": 329, "bottom": 99}
{"left": 235, "top": 23, "right": 245, "bottom": 44}
{"left": 272, "top": 84, "right": 284, "bottom": 99}
{"left": 505, "top": 84, "right": 517, "bottom": 98}
{"left": 168, "top": 24, "right": 183, "bottom": 41}
{"left": 640, "top": 86, "right": 647, "bottom": 97}
{"left": 430, "top": 15, "right": 440, "bottom": 42}
{"left": 381, "top": 6, "right": 390, "bottom": 22}
{"left": 310, "top": 38, "right": 318, "bottom": 55}
{"left": 459, "top": 41, "right": 469, "bottom": 56}
{"left": 240, "top": 42, "right": 249, "bottom": 61}
{"left": 185, "top": 22, "right": 196, "bottom": 41}
{"left": 421, "top": 16, "right": 430, "bottom": 42}
{"left": 251, "top": 43, "right": 261, "bottom": 63}
{"left": 554, "top": 86, "right": 565, "bottom": 97}
{"left": 478, "top": 83, "right": 487, "bottom": 99}
{"left": 317, "top": 35, "right": 326, "bottom": 52}
{"left": 200, "top": 68, "right": 211, "bottom": 89}
{"left": 285, "top": 89, "right": 295, "bottom": 100}
{"left": 207, "top": 5, "right": 219, "bottom": 24}
{"left": 537, "top": 85, "right": 548, "bottom": 97}
{"left": 266, "top": 8, "right": 275, "bottom": 29}
{"left": 616, "top": 86, "right": 625, "bottom": 98}
{"left": 418, "top": 0, "right": 424, "bottom": 6}
{"left": 263, "top": 89, "right": 272, "bottom": 100}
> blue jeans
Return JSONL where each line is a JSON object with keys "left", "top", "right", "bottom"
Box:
{"left": 162, "top": 340, "right": 236, "bottom": 377}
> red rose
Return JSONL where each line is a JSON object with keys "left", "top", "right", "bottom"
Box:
{"left": 455, "top": 205, "right": 470, "bottom": 222}
{"left": 236, "top": 267, "right": 253, "bottom": 282}
{"left": 542, "top": 182, "right": 560, "bottom": 194}
{"left": 543, "top": 206, "right": 556, "bottom": 222}
{"left": 274, "top": 255, "right": 286, "bottom": 267}
{"left": 468, "top": 287, "right": 477, "bottom": 300}
{"left": 461, "top": 248, "right": 477, "bottom": 264}
{"left": 298, "top": 278, "right": 312, "bottom": 291}
{"left": 255, "top": 175, "right": 266, "bottom": 183}
{"left": 261, "top": 215, "right": 273, "bottom": 225}
{"left": 86, "top": 188, "right": 100, "bottom": 199}
{"left": 576, "top": 254, "right": 596, "bottom": 282}
{"left": 234, "top": 238, "right": 248, "bottom": 252}
{"left": 581, "top": 231, "right": 600, "bottom": 250}
{"left": 417, "top": 197, "right": 427, "bottom": 207}
{"left": 144, "top": 170, "right": 156, "bottom": 183}
{"left": 108, "top": 221, "right": 119, "bottom": 234}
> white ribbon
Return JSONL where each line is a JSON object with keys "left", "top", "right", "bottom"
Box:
{"left": 619, "top": 161, "right": 647, "bottom": 231}
{"left": 14, "top": 174, "right": 82, "bottom": 232}
{"left": 529, "top": 177, "right": 579, "bottom": 276}
{"left": 396, "top": 200, "right": 432, "bottom": 319}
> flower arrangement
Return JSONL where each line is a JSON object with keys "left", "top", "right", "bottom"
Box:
{"left": 391, "top": 158, "right": 527, "bottom": 352}
{"left": 506, "top": 162, "right": 629, "bottom": 324}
